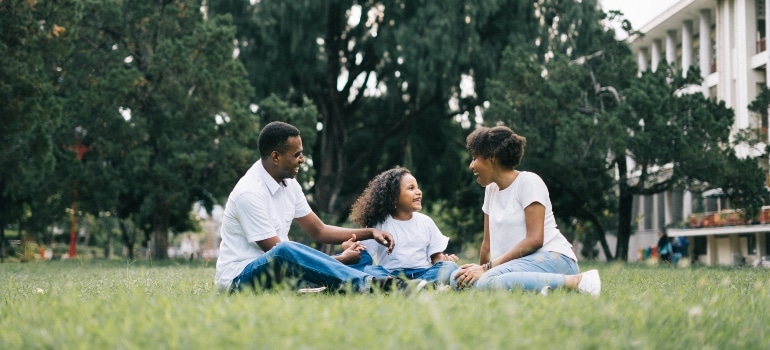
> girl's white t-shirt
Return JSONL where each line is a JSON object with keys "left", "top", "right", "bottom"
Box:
{"left": 361, "top": 212, "right": 449, "bottom": 270}
{"left": 482, "top": 171, "right": 577, "bottom": 261}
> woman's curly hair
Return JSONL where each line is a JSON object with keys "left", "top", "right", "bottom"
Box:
{"left": 466, "top": 125, "right": 526, "bottom": 169}
{"left": 350, "top": 167, "right": 411, "bottom": 228}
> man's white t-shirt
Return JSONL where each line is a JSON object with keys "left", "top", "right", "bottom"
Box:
{"left": 482, "top": 171, "right": 577, "bottom": 262}
{"left": 360, "top": 212, "right": 449, "bottom": 270}
{"left": 214, "top": 160, "right": 312, "bottom": 292}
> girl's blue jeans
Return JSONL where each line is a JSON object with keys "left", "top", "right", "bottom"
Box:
{"left": 347, "top": 251, "right": 458, "bottom": 284}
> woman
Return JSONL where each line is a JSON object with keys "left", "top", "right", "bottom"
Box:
{"left": 451, "top": 126, "right": 601, "bottom": 296}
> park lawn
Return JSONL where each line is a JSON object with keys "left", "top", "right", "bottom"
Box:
{"left": 1, "top": 260, "right": 768, "bottom": 349}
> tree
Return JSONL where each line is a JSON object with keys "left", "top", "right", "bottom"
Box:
{"left": 483, "top": 47, "right": 620, "bottom": 260}
{"left": 54, "top": 0, "right": 257, "bottom": 259}
{"left": 477, "top": 0, "right": 630, "bottom": 260}
{"left": 209, "top": 0, "right": 544, "bottom": 226}
{"left": 0, "top": 0, "right": 78, "bottom": 260}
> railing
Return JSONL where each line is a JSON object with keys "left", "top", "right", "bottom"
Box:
{"left": 687, "top": 206, "right": 770, "bottom": 228}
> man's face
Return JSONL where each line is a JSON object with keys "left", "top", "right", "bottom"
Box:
{"left": 275, "top": 136, "right": 305, "bottom": 181}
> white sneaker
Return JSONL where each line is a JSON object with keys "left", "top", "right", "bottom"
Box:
{"left": 539, "top": 286, "right": 550, "bottom": 296}
{"left": 577, "top": 270, "right": 601, "bottom": 296}
{"left": 297, "top": 286, "right": 327, "bottom": 294}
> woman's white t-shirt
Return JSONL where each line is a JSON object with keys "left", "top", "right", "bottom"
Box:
{"left": 482, "top": 171, "right": 576, "bottom": 261}
{"left": 361, "top": 212, "right": 449, "bottom": 270}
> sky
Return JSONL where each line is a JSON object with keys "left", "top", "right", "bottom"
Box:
{"left": 600, "top": 0, "right": 681, "bottom": 30}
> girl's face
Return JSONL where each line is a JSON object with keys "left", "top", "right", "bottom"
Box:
{"left": 394, "top": 173, "right": 422, "bottom": 216}
{"left": 469, "top": 155, "right": 494, "bottom": 187}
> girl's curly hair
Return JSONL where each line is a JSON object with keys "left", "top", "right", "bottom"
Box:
{"left": 350, "top": 167, "right": 411, "bottom": 228}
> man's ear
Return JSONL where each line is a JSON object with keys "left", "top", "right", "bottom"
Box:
{"left": 270, "top": 150, "right": 281, "bottom": 164}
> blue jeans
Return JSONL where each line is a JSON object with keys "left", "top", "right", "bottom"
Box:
{"left": 347, "top": 251, "right": 458, "bottom": 284}
{"left": 230, "top": 241, "right": 373, "bottom": 293}
{"left": 450, "top": 251, "right": 579, "bottom": 292}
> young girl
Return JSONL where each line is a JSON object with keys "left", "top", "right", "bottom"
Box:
{"left": 346, "top": 167, "right": 459, "bottom": 285}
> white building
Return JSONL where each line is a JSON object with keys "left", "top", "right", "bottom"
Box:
{"left": 625, "top": 0, "right": 770, "bottom": 265}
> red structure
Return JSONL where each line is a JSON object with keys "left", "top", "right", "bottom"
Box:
{"left": 66, "top": 141, "right": 90, "bottom": 258}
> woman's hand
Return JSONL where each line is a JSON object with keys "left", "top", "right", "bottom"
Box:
{"left": 453, "top": 263, "right": 486, "bottom": 289}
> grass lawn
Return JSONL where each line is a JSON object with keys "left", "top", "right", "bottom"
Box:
{"left": 1, "top": 259, "right": 768, "bottom": 349}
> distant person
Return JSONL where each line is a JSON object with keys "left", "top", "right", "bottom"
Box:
{"left": 657, "top": 230, "right": 673, "bottom": 263}
{"left": 451, "top": 126, "right": 601, "bottom": 296}
{"left": 346, "top": 167, "right": 459, "bottom": 286}
{"left": 215, "top": 121, "right": 408, "bottom": 294}
{"left": 672, "top": 236, "right": 689, "bottom": 261}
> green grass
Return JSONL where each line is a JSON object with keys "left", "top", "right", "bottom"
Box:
{"left": 2, "top": 260, "right": 768, "bottom": 349}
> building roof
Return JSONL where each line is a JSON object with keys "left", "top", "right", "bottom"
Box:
{"left": 628, "top": 0, "right": 717, "bottom": 55}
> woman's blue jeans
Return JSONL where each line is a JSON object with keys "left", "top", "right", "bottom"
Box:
{"left": 450, "top": 251, "right": 579, "bottom": 292}
{"left": 230, "top": 241, "right": 372, "bottom": 293}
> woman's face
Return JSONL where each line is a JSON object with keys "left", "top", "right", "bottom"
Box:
{"left": 469, "top": 155, "right": 494, "bottom": 187}
{"left": 395, "top": 173, "right": 423, "bottom": 214}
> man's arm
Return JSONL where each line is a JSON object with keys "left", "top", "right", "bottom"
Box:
{"left": 256, "top": 236, "right": 282, "bottom": 252}
{"left": 295, "top": 212, "right": 394, "bottom": 253}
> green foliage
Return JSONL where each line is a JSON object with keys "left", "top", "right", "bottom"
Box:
{"left": 208, "top": 0, "right": 549, "bottom": 224}
{"left": 0, "top": 0, "right": 79, "bottom": 244}
{"left": 2, "top": 261, "right": 770, "bottom": 348}
{"left": 49, "top": 1, "right": 257, "bottom": 258}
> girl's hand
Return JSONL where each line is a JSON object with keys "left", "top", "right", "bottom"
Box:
{"left": 336, "top": 239, "right": 365, "bottom": 264}
{"left": 432, "top": 252, "right": 459, "bottom": 264}
{"left": 441, "top": 253, "right": 459, "bottom": 262}
{"left": 341, "top": 234, "right": 360, "bottom": 250}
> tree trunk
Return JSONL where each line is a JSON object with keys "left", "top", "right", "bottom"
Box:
{"left": 615, "top": 154, "right": 633, "bottom": 261}
{"left": 152, "top": 203, "right": 171, "bottom": 260}
{"left": 313, "top": 2, "right": 348, "bottom": 221}
{"left": 0, "top": 219, "right": 5, "bottom": 262}
{"left": 581, "top": 210, "right": 614, "bottom": 261}
{"left": 119, "top": 220, "right": 135, "bottom": 260}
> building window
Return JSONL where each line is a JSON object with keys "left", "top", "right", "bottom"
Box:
{"left": 742, "top": 234, "right": 757, "bottom": 255}
{"left": 694, "top": 236, "right": 708, "bottom": 256}
{"left": 644, "top": 195, "right": 654, "bottom": 230}
{"left": 756, "top": 0, "right": 767, "bottom": 53}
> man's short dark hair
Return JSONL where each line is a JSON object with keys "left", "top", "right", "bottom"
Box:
{"left": 258, "top": 121, "right": 301, "bottom": 159}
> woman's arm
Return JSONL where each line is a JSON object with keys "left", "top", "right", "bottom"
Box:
{"left": 479, "top": 214, "right": 491, "bottom": 264}
{"left": 488, "top": 202, "right": 545, "bottom": 268}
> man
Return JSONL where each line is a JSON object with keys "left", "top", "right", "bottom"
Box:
{"left": 215, "top": 121, "right": 399, "bottom": 293}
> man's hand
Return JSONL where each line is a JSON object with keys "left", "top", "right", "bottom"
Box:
{"left": 371, "top": 228, "right": 395, "bottom": 254}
